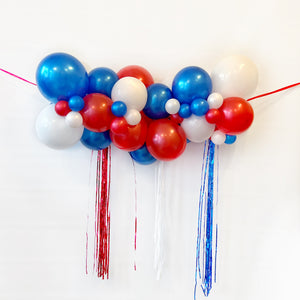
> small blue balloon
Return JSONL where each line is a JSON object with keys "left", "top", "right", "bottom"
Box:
{"left": 178, "top": 103, "right": 192, "bottom": 118}
{"left": 36, "top": 53, "right": 89, "bottom": 103}
{"left": 144, "top": 83, "right": 172, "bottom": 119}
{"left": 88, "top": 67, "right": 119, "bottom": 97}
{"left": 81, "top": 129, "right": 111, "bottom": 150}
{"left": 69, "top": 96, "right": 85, "bottom": 111}
{"left": 111, "top": 101, "right": 127, "bottom": 117}
{"left": 130, "top": 144, "right": 157, "bottom": 165}
{"left": 172, "top": 66, "right": 212, "bottom": 104}
{"left": 225, "top": 134, "right": 237, "bottom": 144}
{"left": 190, "top": 98, "right": 209, "bottom": 116}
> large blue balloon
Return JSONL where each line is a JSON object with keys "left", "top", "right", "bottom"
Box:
{"left": 130, "top": 144, "right": 157, "bottom": 165}
{"left": 88, "top": 67, "right": 119, "bottom": 97}
{"left": 36, "top": 53, "right": 89, "bottom": 103}
{"left": 143, "top": 83, "right": 172, "bottom": 119}
{"left": 81, "top": 128, "right": 111, "bottom": 150}
{"left": 172, "top": 66, "right": 212, "bottom": 104}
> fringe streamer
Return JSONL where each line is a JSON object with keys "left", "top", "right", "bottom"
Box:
{"left": 86, "top": 147, "right": 112, "bottom": 279}
{"left": 194, "top": 140, "right": 219, "bottom": 298}
{"left": 131, "top": 158, "right": 138, "bottom": 271}
{"left": 154, "top": 161, "right": 166, "bottom": 280}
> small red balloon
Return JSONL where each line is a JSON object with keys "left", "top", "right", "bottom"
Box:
{"left": 55, "top": 100, "right": 71, "bottom": 116}
{"left": 146, "top": 119, "right": 187, "bottom": 161}
{"left": 169, "top": 113, "right": 184, "bottom": 124}
{"left": 117, "top": 65, "right": 154, "bottom": 87}
{"left": 81, "top": 93, "right": 114, "bottom": 132}
{"left": 205, "top": 109, "right": 221, "bottom": 124}
{"left": 216, "top": 97, "right": 254, "bottom": 134}
{"left": 110, "top": 117, "right": 148, "bottom": 151}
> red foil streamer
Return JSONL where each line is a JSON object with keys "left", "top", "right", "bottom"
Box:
{"left": 95, "top": 147, "right": 111, "bottom": 279}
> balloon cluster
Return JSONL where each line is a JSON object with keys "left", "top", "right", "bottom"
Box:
{"left": 35, "top": 53, "right": 258, "bottom": 165}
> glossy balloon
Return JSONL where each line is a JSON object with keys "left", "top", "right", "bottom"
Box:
{"left": 88, "top": 67, "right": 119, "bottom": 97}
{"left": 207, "top": 93, "right": 223, "bottom": 109}
{"left": 211, "top": 55, "right": 258, "bottom": 98}
{"left": 225, "top": 134, "right": 237, "bottom": 144}
{"left": 130, "top": 144, "right": 157, "bottom": 165}
{"left": 80, "top": 93, "right": 114, "bottom": 132}
{"left": 211, "top": 130, "right": 226, "bottom": 145}
{"left": 125, "top": 109, "right": 141, "bottom": 126}
{"left": 111, "top": 77, "right": 148, "bottom": 111}
{"left": 68, "top": 96, "right": 85, "bottom": 111}
{"left": 117, "top": 65, "right": 154, "bottom": 87}
{"left": 216, "top": 97, "right": 254, "bottom": 134}
{"left": 165, "top": 98, "right": 180, "bottom": 115}
{"left": 178, "top": 103, "right": 192, "bottom": 118}
{"left": 36, "top": 53, "right": 88, "bottom": 103}
{"left": 144, "top": 83, "right": 172, "bottom": 119}
{"left": 190, "top": 98, "right": 209, "bottom": 116}
{"left": 36, "top": 104, "right": 83, "bottom": 149}
{"left": 146, "top": 119, "right": 186, "bottom": 161}
{"left": 81, "top": 128, "right": 111, "bottom": 150}
{"left": 172, "top": 66, "right": 212, "bottom": 104}
{"left": 65, "top": 111, "right": 83, "bottom": 128}
{"left": 55, "top": 100, "right": 71, "bottom": 116}
{"left": 111, "top": 101, "right": 127, "bottom": 117}
{"left": 205, "top": 108, "right": 221, "bottom": 124}
{"left": 181, "top": 115, "right": 215, "bottom": 143}
{"left": 110, "top": 117, "right": 148, "bottom": 151}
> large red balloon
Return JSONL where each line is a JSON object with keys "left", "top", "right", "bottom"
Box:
{"left": 146, "top": 119, "right": 187, "bottom": 161}
{"left": 117, "top": 65, "right": 154, "bottom": 88}
{"left": 81, "top": 93, "right": 114, "bottom": 132}
{"left": 110, "top": 117, "right": 148, "bottom": 151}
{"left": 216, "top": 97, "right": 254, "bottom": 134}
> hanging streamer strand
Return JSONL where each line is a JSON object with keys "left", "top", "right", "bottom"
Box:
{"left": 94, "top": 147, "right": 111, "bottom": 279}
{"left": 195, "top": 140, "right": 218, "bottom": 299}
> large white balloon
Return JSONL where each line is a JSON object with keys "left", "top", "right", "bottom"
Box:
{"left": 181, "top": 115, "right": 215, "bottom": 143}
{"left": 36, "top": 104, "right": 84, "bottom": 149}
{"left": 211, "top": 55, "right": 258, "bottom": 99}
{"left": 111, "top": 76, "right": 148, "bottom": 111}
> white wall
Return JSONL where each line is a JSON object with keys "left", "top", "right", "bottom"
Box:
{"left": 0, "top": 0, "right": 300, "bottom": 299}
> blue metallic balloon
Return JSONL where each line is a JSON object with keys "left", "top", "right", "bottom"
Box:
{"left": 69, "top": 96, "right": 85, "bottom": 111}
{"left": 178, "top": 103, "right": 192, "bottom": 118}
{"left": 111, "top": 101, "right": 127, "bottom": 117}
{"left": 130, "top": 144, "right": 157, "bottom": 165}
{"left": 88, "top": 67, "right": 119, "bottom": 97}
{"left": 172, "top": 66, "right": 212, "bottom": 104}
{"left": 36, "top": 53, "right": 89, "bottom": 103}
{"left": 81, "top": 128, "right": 111, "bottom": 150}
{"left": 225, "top": 134, "right": 237, "bottom": 144}
{"left": 190, "top": 98, "right": 209, "bottom": 116}
{"left": 144, "top": 83, "right": 172, "bottom": 119}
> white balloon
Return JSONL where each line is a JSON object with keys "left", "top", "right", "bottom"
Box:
{"left": 207, "top": 93, "right": 223, "bottom": 109}
{"left": 125, "top": 109, "right": 141, "bottom": 126}
{"left": 111, "top": 77, "right": 147, "bottom": 111}
{"left": 36, "top": 105, "right": 84, "bottom": 149}
{"left": 165, "top": 98, "right": 180, "bottom": 114}
{"left": 211, "top": 130, "right": 226, "bottom": 145}
{"left": 211, "top": 55, "right": 258, "bottom": 99}
{"left": 65, "top": 111, "right": 83, "bottom": 128}
{"left": 181, "top": 115, "right": 215, "bottom": 143}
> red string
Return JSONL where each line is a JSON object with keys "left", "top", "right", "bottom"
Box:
{"left": 0, "top": 68, "right": 36, "bottom": 86}
{"left": 247, "top": 82, "right": 300, "bottom": 101}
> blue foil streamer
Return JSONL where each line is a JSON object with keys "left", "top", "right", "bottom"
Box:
{"left": 194, "top": 140, "right": 218, "bottom": 299}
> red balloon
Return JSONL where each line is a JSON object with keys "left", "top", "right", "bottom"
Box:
{"left": 110, "top": 117, "right": 148, "bottom": 151}
{"left": 55, "top": 100, "right": 71, "bottom": 116}
{"left": 216, "top": 97, "right": 254, "bottom": 134}
{"left": 169, "top": 113, "right": 184, "bottom": 124}
{"left": 81, "top": 93, "right": 114, "bottom": 132}
{"left": 146, "top": 119, "right": 187, "bottom": 161}
{"left": 205, "top": 109, "right": 221, "bottom": 124}
{"left": 117, "top": 65, "right": 154, "bottom": 87}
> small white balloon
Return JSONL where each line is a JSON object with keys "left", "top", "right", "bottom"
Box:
{"left": 36, "top": 104, "right": 84, "bottom": 149}
{"left": 207, "top": 93, "right": 223, "bottom": 109}
{"left": 165, "top": 98, "right": 180, "bottom": 114}
{"left": 181, "top": 115, "right": 215, "bottom": 143}
{"left": 211, "top": 130, "right": 226, "bottom": 145}
{"left": 211, "top": 55, "right": 258, "bottom": 99}
{"left": 65, "top": 111, "right": 83, "bottom": 128}
{"left": 111, "top": 77, "right": 148, "bottom": 111}
{"left": 125, "top": 109, "right": 141, "bottom": 126}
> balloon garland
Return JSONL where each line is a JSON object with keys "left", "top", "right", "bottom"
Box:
{"left": 1, "top": 53, "right": 299, "bottom": 298}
